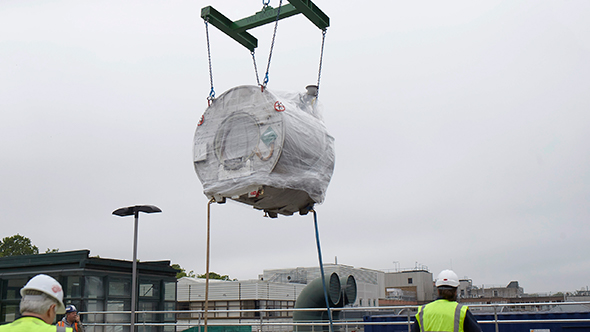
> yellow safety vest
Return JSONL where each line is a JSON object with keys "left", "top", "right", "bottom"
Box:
{"left": 417, "top": 299, "right": 468, "bottom": 332}
{"left": 0, "top": 317, "right": 72, "bottom": 332}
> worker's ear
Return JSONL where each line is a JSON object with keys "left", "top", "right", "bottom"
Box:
{"left": 46, "top": 303, "right": 57, "bottom": 323}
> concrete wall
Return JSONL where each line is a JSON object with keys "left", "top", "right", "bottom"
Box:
{"left": 384, "top": 270, "right": 434, "bottom": 303}
{"left": 177, "top": 278, "right": 306, "bottom": 302}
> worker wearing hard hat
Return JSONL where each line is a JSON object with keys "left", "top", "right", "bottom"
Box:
{"left": 56, "top": 305, "right": 84, "bottom": 332}
{"left": 0, "top": 274, "right": 72, "bottom": 332}
{"left": 411, "top": 270, "right": 482, "bottom": 332}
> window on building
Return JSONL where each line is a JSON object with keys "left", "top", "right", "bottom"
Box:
{"left": 3, "top": 278, "right": 27, "bottom": 300}
{"left": 241, "top": 300, "right": 258, "bottom": 318}
{"left": 108, "top": 279, "right": 130, "bottom": 297}
{"left": 163, "top": 282, "right": 176, "bottom": 301}
{"left": 138, "top": 301, "right": 158, "bottom": 321}
{"left": 85, "top": 300, "right": 104, "bottom": 323}
{"left": 63, "top": 276, "right": 82, "bottom": 299}
{"left": 163, "top": 281, "right": 177, "bottom": 321}
{"left": 227, "top": 301, "right": 241, "bottom": 318}
{"left": 85, "top": 276, "right": 104, "bottom": 299}
{"left": 408, "top": 278, "right": 413, "bottom": 284}
{"left": 1, "top": 304, "right": 19, "bottom": 323}
{"left": 106, "top": 299, "right": 130, "bottom": 332}
{"left": 139, "top": 281, "right": 159, "bottom": 298}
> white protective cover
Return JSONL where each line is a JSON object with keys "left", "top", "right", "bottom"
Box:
{"left": 193, "top": 85, "right": 335, "bottom": 215}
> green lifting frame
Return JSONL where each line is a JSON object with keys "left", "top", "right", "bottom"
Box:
{"left": 201, "top": 0, "right": 330, "bottom": 52}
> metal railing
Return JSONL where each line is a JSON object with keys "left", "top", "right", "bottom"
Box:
{"left": 79, "top": 301, "right": 590, "bottom": 332}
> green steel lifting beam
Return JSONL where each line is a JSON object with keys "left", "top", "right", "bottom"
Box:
{"left": 201, "top": 0, "right": 329, "bottom": 52}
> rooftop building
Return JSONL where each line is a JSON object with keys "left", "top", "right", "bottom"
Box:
{"left": 176, "top": 277, "right": 306, "bottom": 329}
{"left": 0, "top": 250, "right": 177, "bottom": 332}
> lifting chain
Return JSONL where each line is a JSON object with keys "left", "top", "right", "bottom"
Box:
{"left": 251, "top": 50, "right": 261, "bottom": 87}
{"left": 316, "top": 29, "right": 327, "bottom": 99}
{"left": 204, "top": 18, "right": 215, "bottom": 106}
{"left": 261, "top": 0, "right": 283, "bottom": 90}
{"left": 208, "top": 0, "right": 327, "bottom": 98}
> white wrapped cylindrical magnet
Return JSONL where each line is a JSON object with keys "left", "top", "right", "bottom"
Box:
{"left": 193, "top": 85, "right": 335, "bottom": 217}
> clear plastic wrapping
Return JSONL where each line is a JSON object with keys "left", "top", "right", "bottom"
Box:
{"left": 193, "top": 85, "right": 335, "bottom": 217}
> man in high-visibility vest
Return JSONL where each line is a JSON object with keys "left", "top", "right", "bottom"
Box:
{"left": 57, "top": 305, "right": 84, "bottom": 332}
{"left": 0, "top": 274, "right": 72, "bottom": 332}
{"left": 412, "top": 270, "right": 482, "bottom": 332}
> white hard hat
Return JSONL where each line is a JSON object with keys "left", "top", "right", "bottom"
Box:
{"left": 435, "top": 269, "right": 460, "bottom": 288}
{"left": 20, "top": 274, "right": 66, "bottom": 314}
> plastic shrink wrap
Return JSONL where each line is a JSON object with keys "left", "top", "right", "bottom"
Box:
{"left": 193, "top": 85, "right": 335, "bottom": 217}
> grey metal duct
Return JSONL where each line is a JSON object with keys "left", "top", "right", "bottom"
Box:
{"left": 293, "top": 273, "right": 341, "bottom": 331}
{"left": 340, "top": 274, "right": 357, "bottom": 307}
{"left": 294, "top": 273, "right": 358, "bottom": 331}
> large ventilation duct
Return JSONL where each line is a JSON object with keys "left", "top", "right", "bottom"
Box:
{"left": 294, "top": 273, "right": 340, "bottom": 331}
{"left": 340, "top": 274, "right": 357, "bottom": 307}
{"left": 294, "top": 273, "right": 357, "bottom": 331}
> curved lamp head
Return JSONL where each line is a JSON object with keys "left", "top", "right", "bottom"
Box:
{"left": 112, "top": 205, "right": 162, "bottom": 217}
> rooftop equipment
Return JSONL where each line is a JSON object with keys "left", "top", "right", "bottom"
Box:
{"left": 195, "top": 0, "right": 333, "bottom": 217}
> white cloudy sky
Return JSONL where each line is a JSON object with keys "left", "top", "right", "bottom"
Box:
{"left": 1, "top": 1, "right": 589, "bottom": 294}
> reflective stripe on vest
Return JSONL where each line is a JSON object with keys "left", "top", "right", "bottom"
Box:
{"left": 417, "top": 299, "right": 468, "bottom": 332}
{"left": 57, "top": 320, "right": 77, "bottom": 332}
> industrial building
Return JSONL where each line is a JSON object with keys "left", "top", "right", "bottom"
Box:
{"left": 176, "top": 277, "right": 306, "bottom": 329}
{"left": 383, "top": 269, "right": 434, "bottom": 304}
{"left": 458, "top": 279, "right": 524, "bottom": 299}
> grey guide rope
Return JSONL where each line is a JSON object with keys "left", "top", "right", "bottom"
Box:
{"left": 204, "top": 198, "right": 214, "bottom": 332}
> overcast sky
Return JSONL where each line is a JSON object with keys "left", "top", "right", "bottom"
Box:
{"left": 1, "top": 1, "right": 589, "bottom": 294}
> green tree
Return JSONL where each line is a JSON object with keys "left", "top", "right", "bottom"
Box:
{"left": 197, "top": 272, "right": 234, "bottom": 281}
{"left": 171, "top": 264, "right": 196, "bottom": 279}
{"left": 45, "top": 248, "right": 60, "bottom": 254}
{"left": 0, "top": 234, "right": 39, "bottom": 257}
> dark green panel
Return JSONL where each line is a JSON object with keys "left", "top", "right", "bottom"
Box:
{"left": 233, "top": 4, "right": 300, "bottom": 33}
{"left": 287, "top": 0, "right": 329, "bottom": 30}
{"left": 200, "top": 0, "right": 329, "bottom": 51}
{"left": 201, "top": 6, "right": 258, "bottom": 51}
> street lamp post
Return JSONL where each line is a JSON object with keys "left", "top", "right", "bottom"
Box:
{"left": 112, "top": 205, "right": 162, "bottom": 332}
